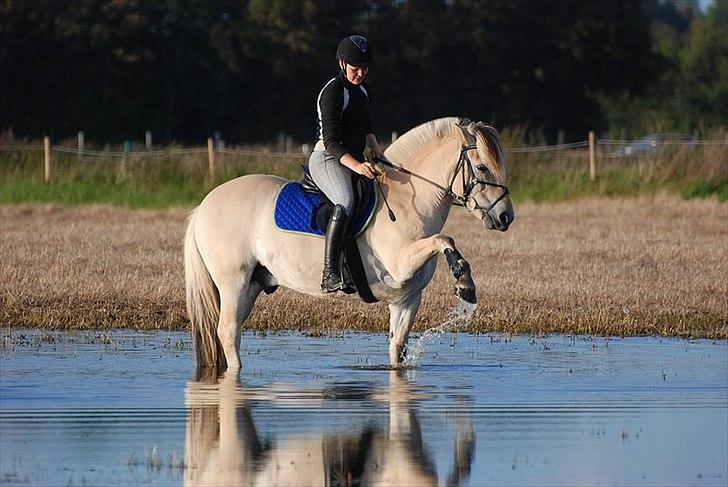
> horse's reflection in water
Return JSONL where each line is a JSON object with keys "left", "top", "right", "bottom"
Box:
{"left": 184, "top": 370, "right": 474, "bottom": 486}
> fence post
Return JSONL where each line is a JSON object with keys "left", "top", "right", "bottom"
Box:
{"left": 589, "top": 131, "right": 596, "bottom": 181}
{"left": 207, "top": 137, "right": 215, "bottom": 182}
{"left": 145, "top": 131, "right": 152, "bottom": 149}
{"left": 77, "top": 131, "right": 84, "bottom": 163}
{"left": 44, "top": 136, "right": 52, "bottom": 183}
{"left": 118, "top": 140, "right": 131, "bottom": 180}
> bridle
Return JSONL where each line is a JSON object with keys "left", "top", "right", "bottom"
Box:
{"left": 373, "top": 141, "right": 510, "bottom": 217}
{"left": 448, "top": 144, "right": 510, "bottom": 215}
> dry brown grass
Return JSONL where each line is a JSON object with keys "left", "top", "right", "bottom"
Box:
{"left": 1, "top": 197, "right": 726, "bottom": 338}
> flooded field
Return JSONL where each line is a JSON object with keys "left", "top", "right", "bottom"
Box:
{"left": 1, "top": 329, "right": 726, "bottom": 486}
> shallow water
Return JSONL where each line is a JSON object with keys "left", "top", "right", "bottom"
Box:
{"left": 1, "top": 330, "right": 726, "bottom": 486}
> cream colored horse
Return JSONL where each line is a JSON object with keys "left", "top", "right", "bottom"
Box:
{"left": 185, "top": 117, "right": 513, "bottom": 369}
{"left": 184, "top": 371, "right": 475, "bottom": 486}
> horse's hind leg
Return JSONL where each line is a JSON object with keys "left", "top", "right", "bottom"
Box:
{"left": 217, "top": 274, "right": 262, "bottom": 370}
{"left": 388, "top": 292, "right": 422, "bottom": 366}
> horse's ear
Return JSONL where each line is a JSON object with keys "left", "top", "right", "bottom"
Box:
{"left": 476, "top": 121, "right": 499, "bottom": 135}
{"left": 456, "top": 119, "right": 477, "bottom": 144}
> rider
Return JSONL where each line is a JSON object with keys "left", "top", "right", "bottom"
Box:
{"left": 309, "top": 35, "right": 387, "bottom": 293}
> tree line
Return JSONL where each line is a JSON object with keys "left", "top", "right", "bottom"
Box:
{"left": 1, "top": 0, "right": 725, "bottom": 145}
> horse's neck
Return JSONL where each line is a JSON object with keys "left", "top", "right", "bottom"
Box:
{"left": 385, "top": 137, "right": 460, "bottom": 235}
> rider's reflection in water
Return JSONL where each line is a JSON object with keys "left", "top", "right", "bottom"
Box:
{"left": 184, "top": 370, "right": 475, "bottom": 486}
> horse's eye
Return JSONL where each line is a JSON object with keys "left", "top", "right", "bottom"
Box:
{"left": 476, "top": 164, "right": 487, "bottom": 172}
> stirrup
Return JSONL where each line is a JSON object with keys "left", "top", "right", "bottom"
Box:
{"left": 321, "top": 271, "right": 356, "bottom": 294}
{"left": 321, "top": 271, "right": 344, "bottom": 293}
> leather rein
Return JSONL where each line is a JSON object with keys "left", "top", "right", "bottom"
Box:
{"left": 372, "top": 142, "right": 510, "bottom": 217}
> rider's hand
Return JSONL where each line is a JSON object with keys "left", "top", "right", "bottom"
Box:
{"left": 357, "top": 162, "right": 377, "bottom": 179}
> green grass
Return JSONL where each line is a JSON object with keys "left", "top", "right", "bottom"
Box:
{"left": 681, "top": 179, "right": 728, "bottom": 201}
{"left": 0, "top": 148, "right": 304, "bottom": 208}
{"left": 508, "top": 145, "right": 727, "bottom": 203}
{"left": 1, "top": 141, "right": 725, "bottom": 207}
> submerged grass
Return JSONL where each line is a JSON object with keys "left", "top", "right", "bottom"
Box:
{"left": 0, "top": 198, "right": 725, "bottom": 338}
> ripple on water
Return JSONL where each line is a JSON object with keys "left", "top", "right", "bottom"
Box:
{"left": 0, "top": 329, "right": 726, "bottom": 486}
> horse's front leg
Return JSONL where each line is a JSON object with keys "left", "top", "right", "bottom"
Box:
{"left": 444, "top": 248, "right": 477, "bottom": 304}
{"left": 390, "top": 235, "right": 477, "bottom": 304}
{"left": 388, "top": 292, "right": 422, "bottom": 366}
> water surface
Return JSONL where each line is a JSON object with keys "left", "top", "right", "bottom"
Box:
{"left": 1, "top": 330, "right": 726, "bottom": 486}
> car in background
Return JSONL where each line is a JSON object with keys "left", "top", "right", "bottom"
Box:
{"left": 618, "top": 133, "right": 695, "bottom": 156}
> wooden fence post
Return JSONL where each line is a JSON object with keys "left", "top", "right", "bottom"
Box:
{"left": 77, "top": 131, "right": 84, "bottom": 163}
{"left": 207, "top": 137, "right": 215, "bottom": 182}
{"left": 118, "top": 140, "right": 130, "bottom": 180}
{"left": 44, "top": 136, "right": 51, "bottom": 183}
{"left": 589, "top": 131, "right": 596, "bottom": 181}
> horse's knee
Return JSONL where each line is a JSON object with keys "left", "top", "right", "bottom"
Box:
{"left": 434, "top": 234, "right": 456, "bottom": 251}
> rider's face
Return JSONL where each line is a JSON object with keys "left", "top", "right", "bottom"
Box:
{"left": 341, "top": 61, "right": 368, "bottom": 85}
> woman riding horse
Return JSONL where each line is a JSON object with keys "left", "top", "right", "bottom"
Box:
{"left": 309, "top": 35, "right": 387, "bottom": 293}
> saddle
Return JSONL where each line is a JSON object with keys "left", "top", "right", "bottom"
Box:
{"left": 299, "top": 165, "right": 375, "bottom": 235}
{"left": 299, "top": 165, "right": 378, "bottom": 303}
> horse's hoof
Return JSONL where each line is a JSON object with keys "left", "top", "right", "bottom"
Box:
{"left": 455, "top": 287, "right": 477, "bottom": 304}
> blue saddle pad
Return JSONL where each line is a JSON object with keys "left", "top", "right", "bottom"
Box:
{"left": 274, "top": 181, "right": 377, "bottom": 237}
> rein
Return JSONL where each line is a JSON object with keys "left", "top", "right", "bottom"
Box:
{"left": 372, "top": 144, "right": 509, "bottom": 218}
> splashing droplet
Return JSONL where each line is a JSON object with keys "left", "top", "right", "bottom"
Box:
{"left": 403, "top": 300, "right": 477, "bottom": 367}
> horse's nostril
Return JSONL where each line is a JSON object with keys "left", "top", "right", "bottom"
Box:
{"left": 499, "top": 212, "right": 510, "bottom": 226}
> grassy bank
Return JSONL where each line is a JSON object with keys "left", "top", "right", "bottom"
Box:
{"left": 1, "top": 136, "right": 726, "bottom": 207}
{"left": 1, "top": 198, "right": 725, "bottom": 338}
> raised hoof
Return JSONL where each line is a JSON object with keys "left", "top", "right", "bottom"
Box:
{"left": 455, "top": 287, "right": 477, "bottom": 304}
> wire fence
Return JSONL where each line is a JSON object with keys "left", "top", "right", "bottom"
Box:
{"left": 3, "top": 137, "right": 724, "bottom": 156}
{"left": 2, "top": 133, "right": 726, "bottom": 183}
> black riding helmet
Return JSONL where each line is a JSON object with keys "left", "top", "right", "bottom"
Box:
{"left": 336, "top": 35, "right": 373, "bottom": 67}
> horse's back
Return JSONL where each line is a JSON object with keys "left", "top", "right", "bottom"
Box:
{"left": 193, "top": 174, "right": 287, "bottom": 276}
{"left": 199, "top": 173, "right": 286, "bottom": 210}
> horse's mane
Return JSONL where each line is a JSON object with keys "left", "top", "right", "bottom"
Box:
{"left": 385, "top": 117, "right": 507, "bottom": 183}
{"left": 385, "top": 117, "right": 461, "bottom": 165}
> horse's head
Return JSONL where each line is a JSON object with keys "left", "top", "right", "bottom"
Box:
{"left": 453, "top": 120, "right": 514, "bottom": 231}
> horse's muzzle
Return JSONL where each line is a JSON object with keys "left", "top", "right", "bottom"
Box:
{"left": 484, "top": 208, "right": 513, "bottom": 231}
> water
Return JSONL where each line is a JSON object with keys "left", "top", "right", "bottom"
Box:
{"left": 404, "top": 300, "right": 477, "bottom": 366}
{"left": 1, "top": 329, "right": 726, "bottom": 486}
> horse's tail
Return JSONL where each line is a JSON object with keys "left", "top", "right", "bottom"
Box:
{"left": 184, "top": 209, "right": 226, "bottom": 369}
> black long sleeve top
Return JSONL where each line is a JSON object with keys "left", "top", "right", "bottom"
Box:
{"left": 314, "top": 70, "right": 374, "bottom": 163}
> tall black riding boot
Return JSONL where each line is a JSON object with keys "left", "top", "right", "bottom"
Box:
{"left": 321, "top": 205, "right": 350, "bottom": 293}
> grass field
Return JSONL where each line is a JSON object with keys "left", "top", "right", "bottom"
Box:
{"left": 1, "top": 197, "right": 725, "bottom": 338}
{"left": 1, "top": 134, "right": 726, "bottom": 207}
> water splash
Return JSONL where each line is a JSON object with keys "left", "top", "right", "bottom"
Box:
{"left": 403, "top": 299, "right": 477, "bottom": 367}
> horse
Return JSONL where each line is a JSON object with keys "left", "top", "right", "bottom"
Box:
{"left": 184, "top": 116, "right": 514, "bottom": 370}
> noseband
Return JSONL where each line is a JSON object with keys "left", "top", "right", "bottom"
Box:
{"left": 374, "top": 143, "right": 510, "bottom": 217}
